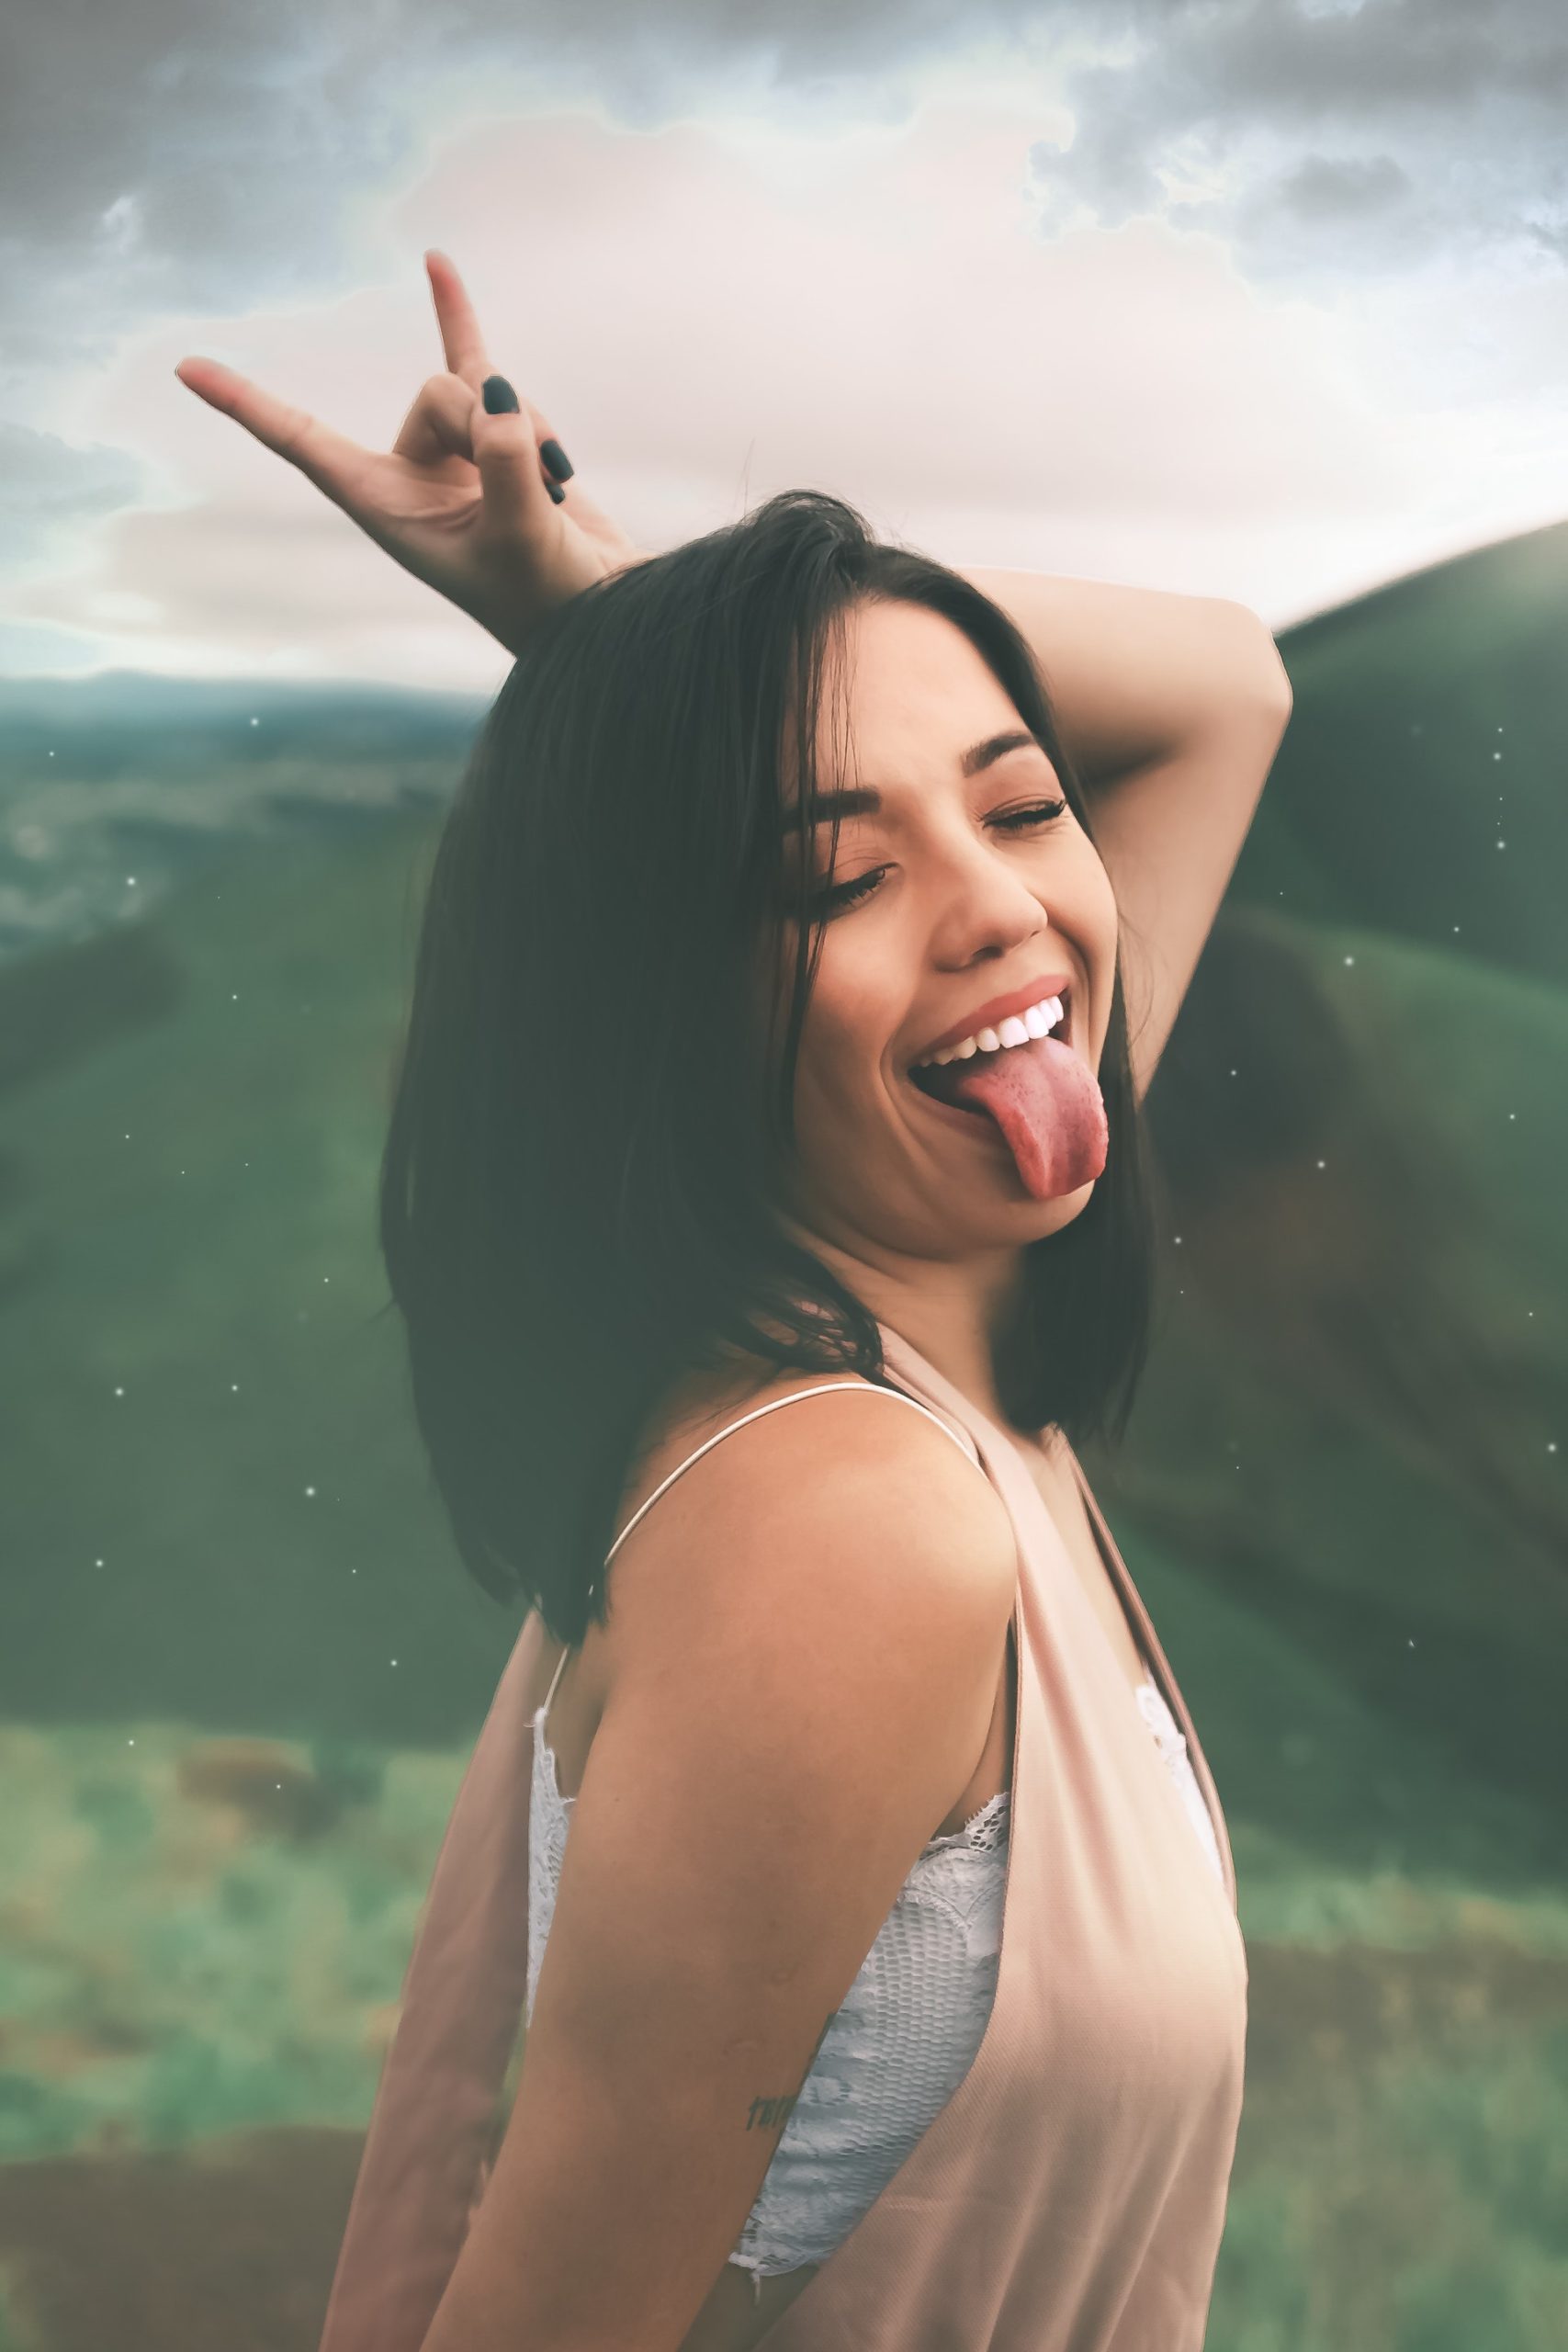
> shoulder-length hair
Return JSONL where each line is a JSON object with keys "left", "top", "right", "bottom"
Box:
{"left": 378, "top": 490, "right": 1159, "bottom": 1640}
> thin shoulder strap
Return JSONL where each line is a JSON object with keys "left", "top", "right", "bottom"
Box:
{"left": 539, "top": 1382, "right": 983, "bottom": 1718}
{"left": 606, "top": 1378, "right": 980, "bottom": 1570}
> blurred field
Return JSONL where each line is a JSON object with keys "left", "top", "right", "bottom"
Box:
{"left": 0, "top": 519, "right": 1563, "bottom": 2347}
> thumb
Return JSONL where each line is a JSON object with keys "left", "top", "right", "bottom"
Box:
{"left": 469, "top": 374, "right": 553, "bottom": 539}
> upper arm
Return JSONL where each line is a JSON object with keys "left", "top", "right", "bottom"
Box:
{"left": 421, "top": 1394, "right": 1017, "bottom": 2352}
{"left": 1089, "top": 607, "right": 1292, "bottom": 1102}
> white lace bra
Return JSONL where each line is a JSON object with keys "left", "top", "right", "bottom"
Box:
{"left": 523, "top": 1382, "right": 1226, "bottom": 2297}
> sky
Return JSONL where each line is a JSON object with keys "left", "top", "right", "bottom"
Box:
{"left": 4, "top": 0, "right": 1566, "bottom": 691}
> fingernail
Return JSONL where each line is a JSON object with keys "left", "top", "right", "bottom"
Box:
{"left": 539, "top": 437, "right": 574, "bottom": 482}
{"left": 546, "top": 479, "right": 567, "bottom": 504}
{"left": 481, "top": 374, "right": 520, "bottom": 413}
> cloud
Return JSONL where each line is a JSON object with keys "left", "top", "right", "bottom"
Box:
{"left": 6, "top": 3, "right": 1566, "bottom": 675}
{"left": 1, "top": 0, "right": 1020, "bottom": 385}
{"left": 0, "top": 425, "right": 146, "bottom": 572}
{"left": 7, "top": 94, "right": 1447, "bottom": 683}
{"left": 1030, "top": 0, "right": 1568, "bottom": 285}
{"left": 8, "top": 0, "right": 1565, "bottom": 392}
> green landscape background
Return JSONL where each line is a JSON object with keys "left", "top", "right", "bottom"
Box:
{"left": 0, "top": 521, "right": 1564, "bottom": 2348}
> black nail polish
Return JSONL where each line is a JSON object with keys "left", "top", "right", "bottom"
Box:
{"left": 546, "top": 479, "right": 567, "bottom": 504}
{"left": 481, "top": 374, "right": 520, "bottom": 413}
{"left": 539, "top": 437, "right": 574, "bottom": 482}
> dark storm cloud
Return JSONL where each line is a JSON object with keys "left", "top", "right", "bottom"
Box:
{"left": 1030, "top": 0, "right": 1568, "bottom": 280}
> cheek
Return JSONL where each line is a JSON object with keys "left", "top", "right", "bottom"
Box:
{"left": 795, "top": 950, "right": 900, "bottom": 1116}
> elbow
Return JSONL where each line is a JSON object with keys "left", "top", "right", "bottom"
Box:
{"left": 1217, "top": 600, "right": 1293, "bottom": 719}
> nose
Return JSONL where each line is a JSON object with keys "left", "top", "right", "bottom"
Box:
{"left": 925, "top": 820, "right": 1053, "bottom": 965}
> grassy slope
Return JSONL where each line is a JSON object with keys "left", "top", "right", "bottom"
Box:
{"left": 0, "top": 527, "right": 1564, "bottom": 2348}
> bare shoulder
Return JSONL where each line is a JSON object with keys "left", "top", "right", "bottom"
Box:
{"left": 603, "top": 1357, "right": 1018, "bottom": 1675}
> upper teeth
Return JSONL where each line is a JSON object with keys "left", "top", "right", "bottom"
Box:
{"left": 914, "top": 994, "right": 1065, "bottom": 1068}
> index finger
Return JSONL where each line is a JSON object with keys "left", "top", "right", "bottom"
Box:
{"left": 424, "top": 249, "right": 491, "bottom": 387}
{"left": 174, "top": 356, "right": 369, "bottom": 508}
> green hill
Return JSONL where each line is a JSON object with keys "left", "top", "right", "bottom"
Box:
{"left": 0, "top": 526, "right": 1563, "bottom": 2351}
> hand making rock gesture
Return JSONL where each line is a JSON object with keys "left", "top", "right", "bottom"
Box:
{"left": 175, "top": 250, "right": 651, "bottom": 657}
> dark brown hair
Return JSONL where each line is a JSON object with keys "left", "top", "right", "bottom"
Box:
{"left": 378, "top": 490, "right": 1158, "bottom": 1640}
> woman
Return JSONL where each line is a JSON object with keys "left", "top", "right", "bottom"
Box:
{"left": 179, "top": 254, "right": 1292, "bottom": 2352}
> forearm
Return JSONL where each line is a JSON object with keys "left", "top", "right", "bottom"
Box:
{"left": 958, "top": 567, "right": 1291, "bottom": 786}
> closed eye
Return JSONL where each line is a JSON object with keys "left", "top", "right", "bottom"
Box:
{"left": 807, "top": 797, "right": 1068, "bottom": 919}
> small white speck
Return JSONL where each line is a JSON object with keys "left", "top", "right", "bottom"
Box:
{"left": 251, "top": 716, "right": 259, "bottom": 727}
{"left": 1316, "top": 1159, "right": 1325, "bottom": 1169}
{"left": 1344, "top": 956, "right": 1355, "bottom": 967}
{"left": 304, "top": 1485, "right": 316, "bottom": 1498}
{"left": 1496, "top": 840, "right": 1506, "bottom": 849}
{"left": 113, "top": 1385, "right": 124, "bottom": 1397}
{"left": 1550, "top": 1442, "right": 1558, "bottom": 1454}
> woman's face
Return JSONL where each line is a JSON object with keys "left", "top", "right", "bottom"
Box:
{"left": 766, "top": 596, "right": 1121, "bottom": 1278}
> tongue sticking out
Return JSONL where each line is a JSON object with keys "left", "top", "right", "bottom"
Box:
{"left": 938, "top": 1035, "right": 1109, "bottom": 1201}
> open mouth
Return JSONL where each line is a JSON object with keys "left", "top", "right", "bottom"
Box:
{"left": 904, "top": 986, "right": 1073, "bottom": 1122}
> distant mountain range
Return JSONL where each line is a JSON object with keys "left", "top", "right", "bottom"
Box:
{"left": 0, "top": 671, "right": 486, "bottom": 968}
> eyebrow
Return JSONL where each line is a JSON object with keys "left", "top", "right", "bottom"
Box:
{"left": 778, "top": 729, "right": 1046, "bottom": 835}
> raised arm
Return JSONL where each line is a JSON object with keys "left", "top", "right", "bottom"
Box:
{"left": 420, "top": 1385, "right": 1017, "bottom": 2352}
{"left": 962, "top": 568, "right": 1293, "bottom": 1100}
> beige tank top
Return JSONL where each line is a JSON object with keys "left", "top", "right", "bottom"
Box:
{"left": 316, "top": 1319, "right": 1248, "bottom": 2350}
